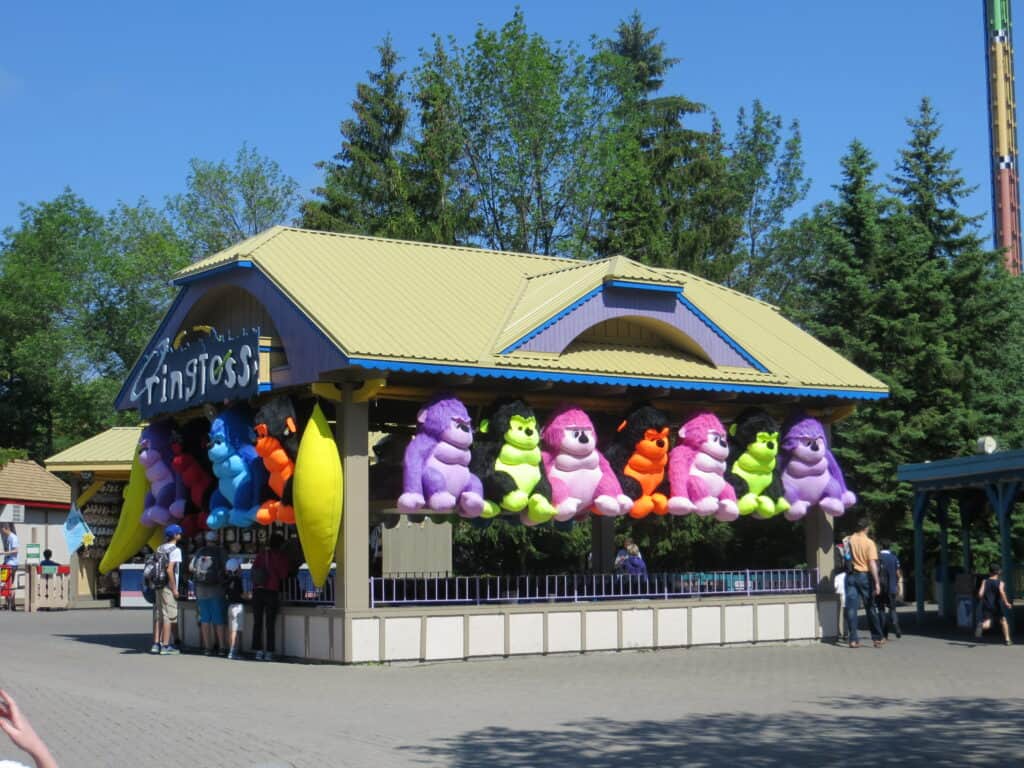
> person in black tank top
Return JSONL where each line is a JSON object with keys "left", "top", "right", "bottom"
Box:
{"left": 975, "top": 565, "right": 1012, "bottom": 645}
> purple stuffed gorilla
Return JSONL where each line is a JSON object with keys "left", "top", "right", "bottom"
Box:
{"left": 139, "top": 422, "right": 186, "bottom": 526}
{"left": 779, "top": 414, "right": 856, "bottom": 521}
{"left": 397, "top": 394, "right": 486, "bottom": 518}
{"left": 206, "top": 404, "right": 268, "bottom": 529}
{"left": 541, "top": 405, "right": 631, "bottom": 522}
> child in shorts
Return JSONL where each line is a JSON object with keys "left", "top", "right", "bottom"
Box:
{"left": 224, "top": 558, "right": 246, "bottom": 660}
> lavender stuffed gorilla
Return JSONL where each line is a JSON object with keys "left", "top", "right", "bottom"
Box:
{"left": 139, "top": 422, "right": 186, "bottom": 526}
{"left": 206, "top": 405, "right": 267, "bottom": 529}
{"left": 397, "top": 394, "right": 486, "bottom": 518}
{"left": 779, "top": 414, "right": 856, "bottom": 521}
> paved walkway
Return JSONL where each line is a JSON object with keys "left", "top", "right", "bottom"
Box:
{"left": 0, "top": 607, "right": 1020, "bottom": 767}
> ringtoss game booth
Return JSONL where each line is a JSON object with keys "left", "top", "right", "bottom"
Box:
{"left": 113, "top": 227, "right": 888, "bottom": 663}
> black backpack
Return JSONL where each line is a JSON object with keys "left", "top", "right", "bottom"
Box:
{"left": 192, "top": 548, "right": 224, "bottom": 586}
{"left": 143, "top": 548, "right": 170, "bottom": 589}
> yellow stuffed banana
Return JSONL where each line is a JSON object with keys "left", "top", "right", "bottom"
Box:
{"left": 99, "top": 448, "right": 156, "bottom": 575}
{"left": 293, "top": 403, "right": 343, "bottom": 587}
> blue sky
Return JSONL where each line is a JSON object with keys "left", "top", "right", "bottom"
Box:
{"left": 0, "top": 1, "right": 1000, "bottom": 242}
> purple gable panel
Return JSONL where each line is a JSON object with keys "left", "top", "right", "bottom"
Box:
{"left": 115, "top": 267, "right": 348, "bottom": 411}
{"left": 516, "top": 286, "right": 753, "bottom": 368}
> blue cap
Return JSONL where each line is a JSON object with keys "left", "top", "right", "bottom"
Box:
{"left": 164, "top": 524, "right": 183, "bottom": 537}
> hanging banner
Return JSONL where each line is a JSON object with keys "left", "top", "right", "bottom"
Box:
{"left": 127, "top": 327, "right": 262, "bottom": 418}
{"left": 63, "top": 505, "right": 93, "bottom": 553}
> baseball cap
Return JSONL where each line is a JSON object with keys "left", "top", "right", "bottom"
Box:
{"left": 225, "top": 558, "right": 241, "bottom": 572}
{"left": 164, "top": 524, "right": 184, "bottom": 537}
{"left": 205, "top": 530, "right": 219, "bottom": 543}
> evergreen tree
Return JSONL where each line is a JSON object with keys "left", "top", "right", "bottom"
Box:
{"left": 303, "top": 36, "right": 416, "bottom": 238}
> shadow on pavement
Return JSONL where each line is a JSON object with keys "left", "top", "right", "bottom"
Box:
{"left": 402, "top": 696, "right": 1024, "bottom": 767}
{"left": 55, "top": 631, "right": 153, "bottom": 654}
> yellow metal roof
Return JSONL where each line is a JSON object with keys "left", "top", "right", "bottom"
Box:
{"left": 45, "top": 426, "right": 142, "bottom": 474}
{"left": 174, "top": 227, "right": 888, "bottom": 399}
{"left": 0, "top": 460, "right": 71, "bottom": 506}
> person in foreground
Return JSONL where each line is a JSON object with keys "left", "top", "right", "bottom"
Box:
{"left": 975, "top": 565, "right": 1013, "bottom": 646}
{"left": 0, "top": 689, "right": 57, "bottom": 768}
{"left": 844, "top": 518, "right": 884, "bottom": 649}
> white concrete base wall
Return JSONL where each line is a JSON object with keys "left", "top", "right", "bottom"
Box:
{"left": 181, "top": 594, "right": 839, "bottom": 664}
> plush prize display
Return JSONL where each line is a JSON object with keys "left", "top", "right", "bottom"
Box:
{"left": 253, "top": 396, "right": 299, "bottom": 525}
{"left": 139, "top": 422, "right": 186, "bottom": 526}
{"left": 605, "top": 406, "right": 672, "bottom": 519}
{"left": 667, "top": 412, "right": 739, "bottom": 522}
{"left": 170, "top": 419, "right": 214, "bottom": 537}
{"left": 293, "top": 402, "right": 343, "bottom": 587}
{"left": 398, "top": 394, "right": 485, "bottom": 518}
{"left": 779, "top": 414, "right": 856, "bottom": 521}
{"left": 206, "top": 404, "right": 268, "bottom": 529}
{"left": 540, "top": 405, "right": 631, "bottom": 521}
{"left": 725, "top": 409, "right": 790, "bottom": 520}
{"left": 471, "top": 400, "right": 556, "bottom": 526}
{"left": 98, "top": 446, "right": 152, "bottom": 575}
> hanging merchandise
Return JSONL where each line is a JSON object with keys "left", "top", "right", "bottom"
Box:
{"left": 206, "top": 404, "right": 267, "bottom": 529}
{"left": 471, "top": 400, "right": 556, "bottom": 526}
{"left": 397, "top": 394, "right": 485, "bottom": 519}
{"left": 540, "top": 405, "right": 632, "bottom": 522}
{"left": 778, "top": 414, "right": 856, "bottom": 521}
{"left": 605, "top": 405, "right": 672, "bottom": 519}
{"left": 667, "top": 412, "right": 739, "bottom": 522}
{"left": 253, "top": 396, "right": 300, "bottom": 525}
{"left": 98, "top": 447, "right": 154, "bottom": 575}
{"left": 293, "top": 402, "right": 343, "bottom": 587}
{"left": 139, "top": 422, "right": 186, "bottom": 526}
{"left": 170, "top": 418, "right": 215, "bottom": 511}
{"left": 725, "top": 409, "right": 789, "bottom": 520}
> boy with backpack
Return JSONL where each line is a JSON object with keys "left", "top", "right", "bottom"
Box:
{"left": 190, "top": 530, "right": 228, "bottom": 656}
{"left": 146, "top": 524, "right": 183, "bottom": 655}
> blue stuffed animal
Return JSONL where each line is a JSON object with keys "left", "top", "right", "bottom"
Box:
{"left": 206, "top": 405, "right": 267, "bottom": 529}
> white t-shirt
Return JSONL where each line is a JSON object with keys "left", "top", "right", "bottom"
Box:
{"left": 157, "top": 542, "right": 182, "bottom": 584}
{"left": 2, "top": 532, "right": 18, "bottom": 565}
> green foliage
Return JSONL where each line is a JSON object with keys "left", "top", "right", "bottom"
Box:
{"left": 0, "top": 447, "right": 28, "bottom": 467}
{"left": 169, "top": 142, "right": 300, "bottom": 259}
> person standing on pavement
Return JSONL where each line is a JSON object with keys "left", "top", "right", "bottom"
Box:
{"left": 190, "top": 530, "right": 229, "bottom": 656}
{"left": 844, "top": 518, "right": 884, "bottom": 649}
{"left": 223, "top": 558, "right": 246, "bottom": 660}
{"left": 250, "top": 533, "right": 290, "bottom": 661}
{"left": 1, "top": 523, "right": 18, "bottom": 612}
{"left": 152, "top": 524, "right": 183, "bottom": 656}
{"left": 975, "top": 565, "right": 1013, "bottom": 646}
{"left": 877, "top": 542, "right": 902, "bottom": 640}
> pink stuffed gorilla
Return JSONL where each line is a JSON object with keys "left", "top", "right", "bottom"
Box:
{"left": 540, "top": 406, "right": 632, "bottom": 522}
{"left": 667, "top": 412, "right": 739, "bottom": 522}
{"left": 779, "top": 414, "right": 856, "bottom": 521}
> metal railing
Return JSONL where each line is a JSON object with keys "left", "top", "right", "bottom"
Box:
{"left": 186, "top": 566, "right": 336, "bottom": 606}
{"left": 368, "top": 568, "right": 818, "bottom": 608}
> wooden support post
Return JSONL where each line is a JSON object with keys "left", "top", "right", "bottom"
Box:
{"left": 804, "top": 507, "right": 835, "bottom": 592}
{"left": 336, "top": 386, "right": 370, "bottom": 615}
{"left": 937, "top": 495, "right": 952, "bottom": 620}
{"left": 985, "top": 481, "right": 1018, "bottom": 634}
{"left": 591, "top": 517, "right": 615, "bottom": 573}
{"left": 961, "top": 493, "right": 974, "bottom": 575}
{"left": 913, "top": 491, "right": 929, "bottom": 626}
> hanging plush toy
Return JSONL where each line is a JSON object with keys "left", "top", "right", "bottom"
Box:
{"left": 779, "top": 414, "right": 856, "bottom": 521}
{"left": 605, "top": 405, "right": 672, "bottom": 519}
{"left": 398, "top": 394, "right": 486, "bottom": 518}
{"left": 253, "top": 396, "right": 300, "bottom": 525}
{"left": 169, "top": 418, "right": 214, "bottom": 540}
{"left": 206, "top": 404, "right": 267, "bottom": 529}
{"left": 725, "top": 409, "right": 790, "bottom": 520}
{"left": 541, "top": 405, "right": 632, "bottom": 522}
{"left": 470, "top": 399, "right": 556, "bottom": 526}
{"left": 139, "top": 422, "right": 186, "bottom": 526}
{"left": 667, "top": 412, "right": 739, "bottom": 522}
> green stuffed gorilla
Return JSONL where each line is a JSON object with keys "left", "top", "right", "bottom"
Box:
{"left": 725, "top": 409, "right": 790, "bottom": 520}
{"left": 471, "top": 400, "right": 556, "bottom": 525}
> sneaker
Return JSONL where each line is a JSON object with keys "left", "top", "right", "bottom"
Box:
{"left": 227, "top": 650, "right": 240, "bottom": 660}
{"left": 160, "top": 645, "right": 181, "bottom": 656}
{"left": 975, "top": 624, "right": 984, "bottom": 639}
{"left": 254, "top": 650, "right": 265, "bottom": 661}
{"left": 149, "top": 643, "right": 161, "bottom": 655}
{"left": 203, "top": 649, "right": 214, "bottom": 657}
{"left": 263, "top": 652, "right": 274, "bottom": 662}
{"left": 1007, "top": 639, "right": 1014, "bottom": 646}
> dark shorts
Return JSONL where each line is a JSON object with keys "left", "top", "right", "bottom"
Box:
{"left": 198, "top": 596, "right": 227, "bottom": 625}
{"left": 982, "top": 603, "right": 1004, "bottom": 621}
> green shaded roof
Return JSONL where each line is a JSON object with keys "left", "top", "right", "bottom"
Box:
{"left": 46, "top": 427, "right": 142, "bottom": 474}
{"left": 176, "top": 227, "right": 887, "bottom": 398}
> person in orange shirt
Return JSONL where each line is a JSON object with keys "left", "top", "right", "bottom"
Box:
{"left": 844, "top": 518, "right": 884, "bottom": 648}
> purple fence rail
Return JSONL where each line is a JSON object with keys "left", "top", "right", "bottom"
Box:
{"left": 369, "top": 568, "right": 818, "bottom": 608}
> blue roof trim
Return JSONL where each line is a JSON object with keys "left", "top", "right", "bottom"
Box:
{"left": 676, "top": 294, "right": 769, "bottom": 373}
{"left": 173, "top": 260, "right": 254, "bottom": 286}
{"left": 605, "top": 280, "right": 682, "bottom": 294}
{"left": 500, "top": 286, "right": 603, "bottom": 354}
{"left": 348, "top": 357, "right": 888, "bottom": 401}
{"left": 258, "top": 382, "right": 273, "bottom": 393}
